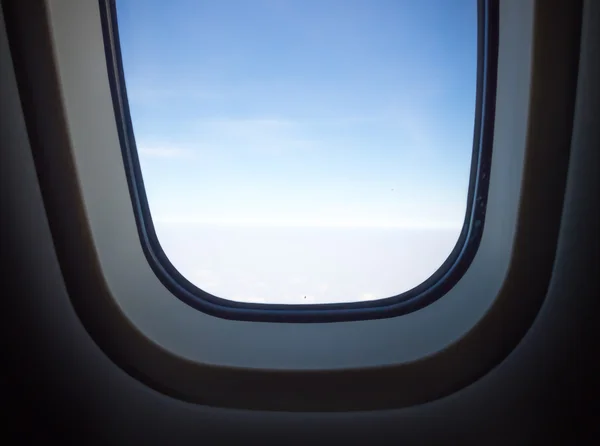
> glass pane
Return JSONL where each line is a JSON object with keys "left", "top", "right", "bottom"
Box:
{"left": 116, "top": 0, "right": 478, "bottom": 304}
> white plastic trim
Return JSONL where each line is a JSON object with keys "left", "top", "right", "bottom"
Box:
{"left": 45, "top": 0, "right": 533, "bottom": 371}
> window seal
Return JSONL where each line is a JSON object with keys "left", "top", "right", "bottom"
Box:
{"left": 5, "top": 0, "right": 582, "bottom": 409}
{"left": 99, "top": 0, "right": 498, "bottom": 322}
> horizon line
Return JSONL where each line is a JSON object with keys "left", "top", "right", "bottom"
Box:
{"left": 151, "top": 217, "right": 463, "bottom": 230}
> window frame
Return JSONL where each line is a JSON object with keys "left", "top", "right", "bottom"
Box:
{"left": 100, "top": 0, "right": 498, "bottom": 322}
{"left": 4, "top": 0, "right": 582, "bottom": 411}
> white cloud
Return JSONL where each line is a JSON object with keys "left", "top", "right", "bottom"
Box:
{"left": 190, "top": 117, "right": 317, "bottom": 155}
{"left": 318, "top": 284, "right": 330, "bottom": 293}
{"left": 127, "top": 85, "right": 219, "bottom": 104}
{"left": 137, "top": 145, "right": 195, "bottom": 159}
{"left": 198, "top": 117, "right": 295, "bottom": 128}
{"left": 361, "top": 293, "right": 378, "bottom": 301}
{"left": 151, "top": 215, "right": 463, "bottom": 229}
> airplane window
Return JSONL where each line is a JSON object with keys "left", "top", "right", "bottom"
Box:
{"left": 106, "top": 0, "right": 492, "bottom": 316}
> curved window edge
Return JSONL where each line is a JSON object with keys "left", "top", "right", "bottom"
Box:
{"left": 3, "top": 0, "right": 582, "bottom": 411}
{"left": 99, "top": 0, "right": 499, "bottom": 323}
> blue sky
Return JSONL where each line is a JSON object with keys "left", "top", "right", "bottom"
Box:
{"left": 114, "top": 0, "right": 478, "bottom": 303}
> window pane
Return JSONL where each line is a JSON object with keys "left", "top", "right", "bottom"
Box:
{"left": 115, "top": 0, "right": 478, "bottom": 305}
